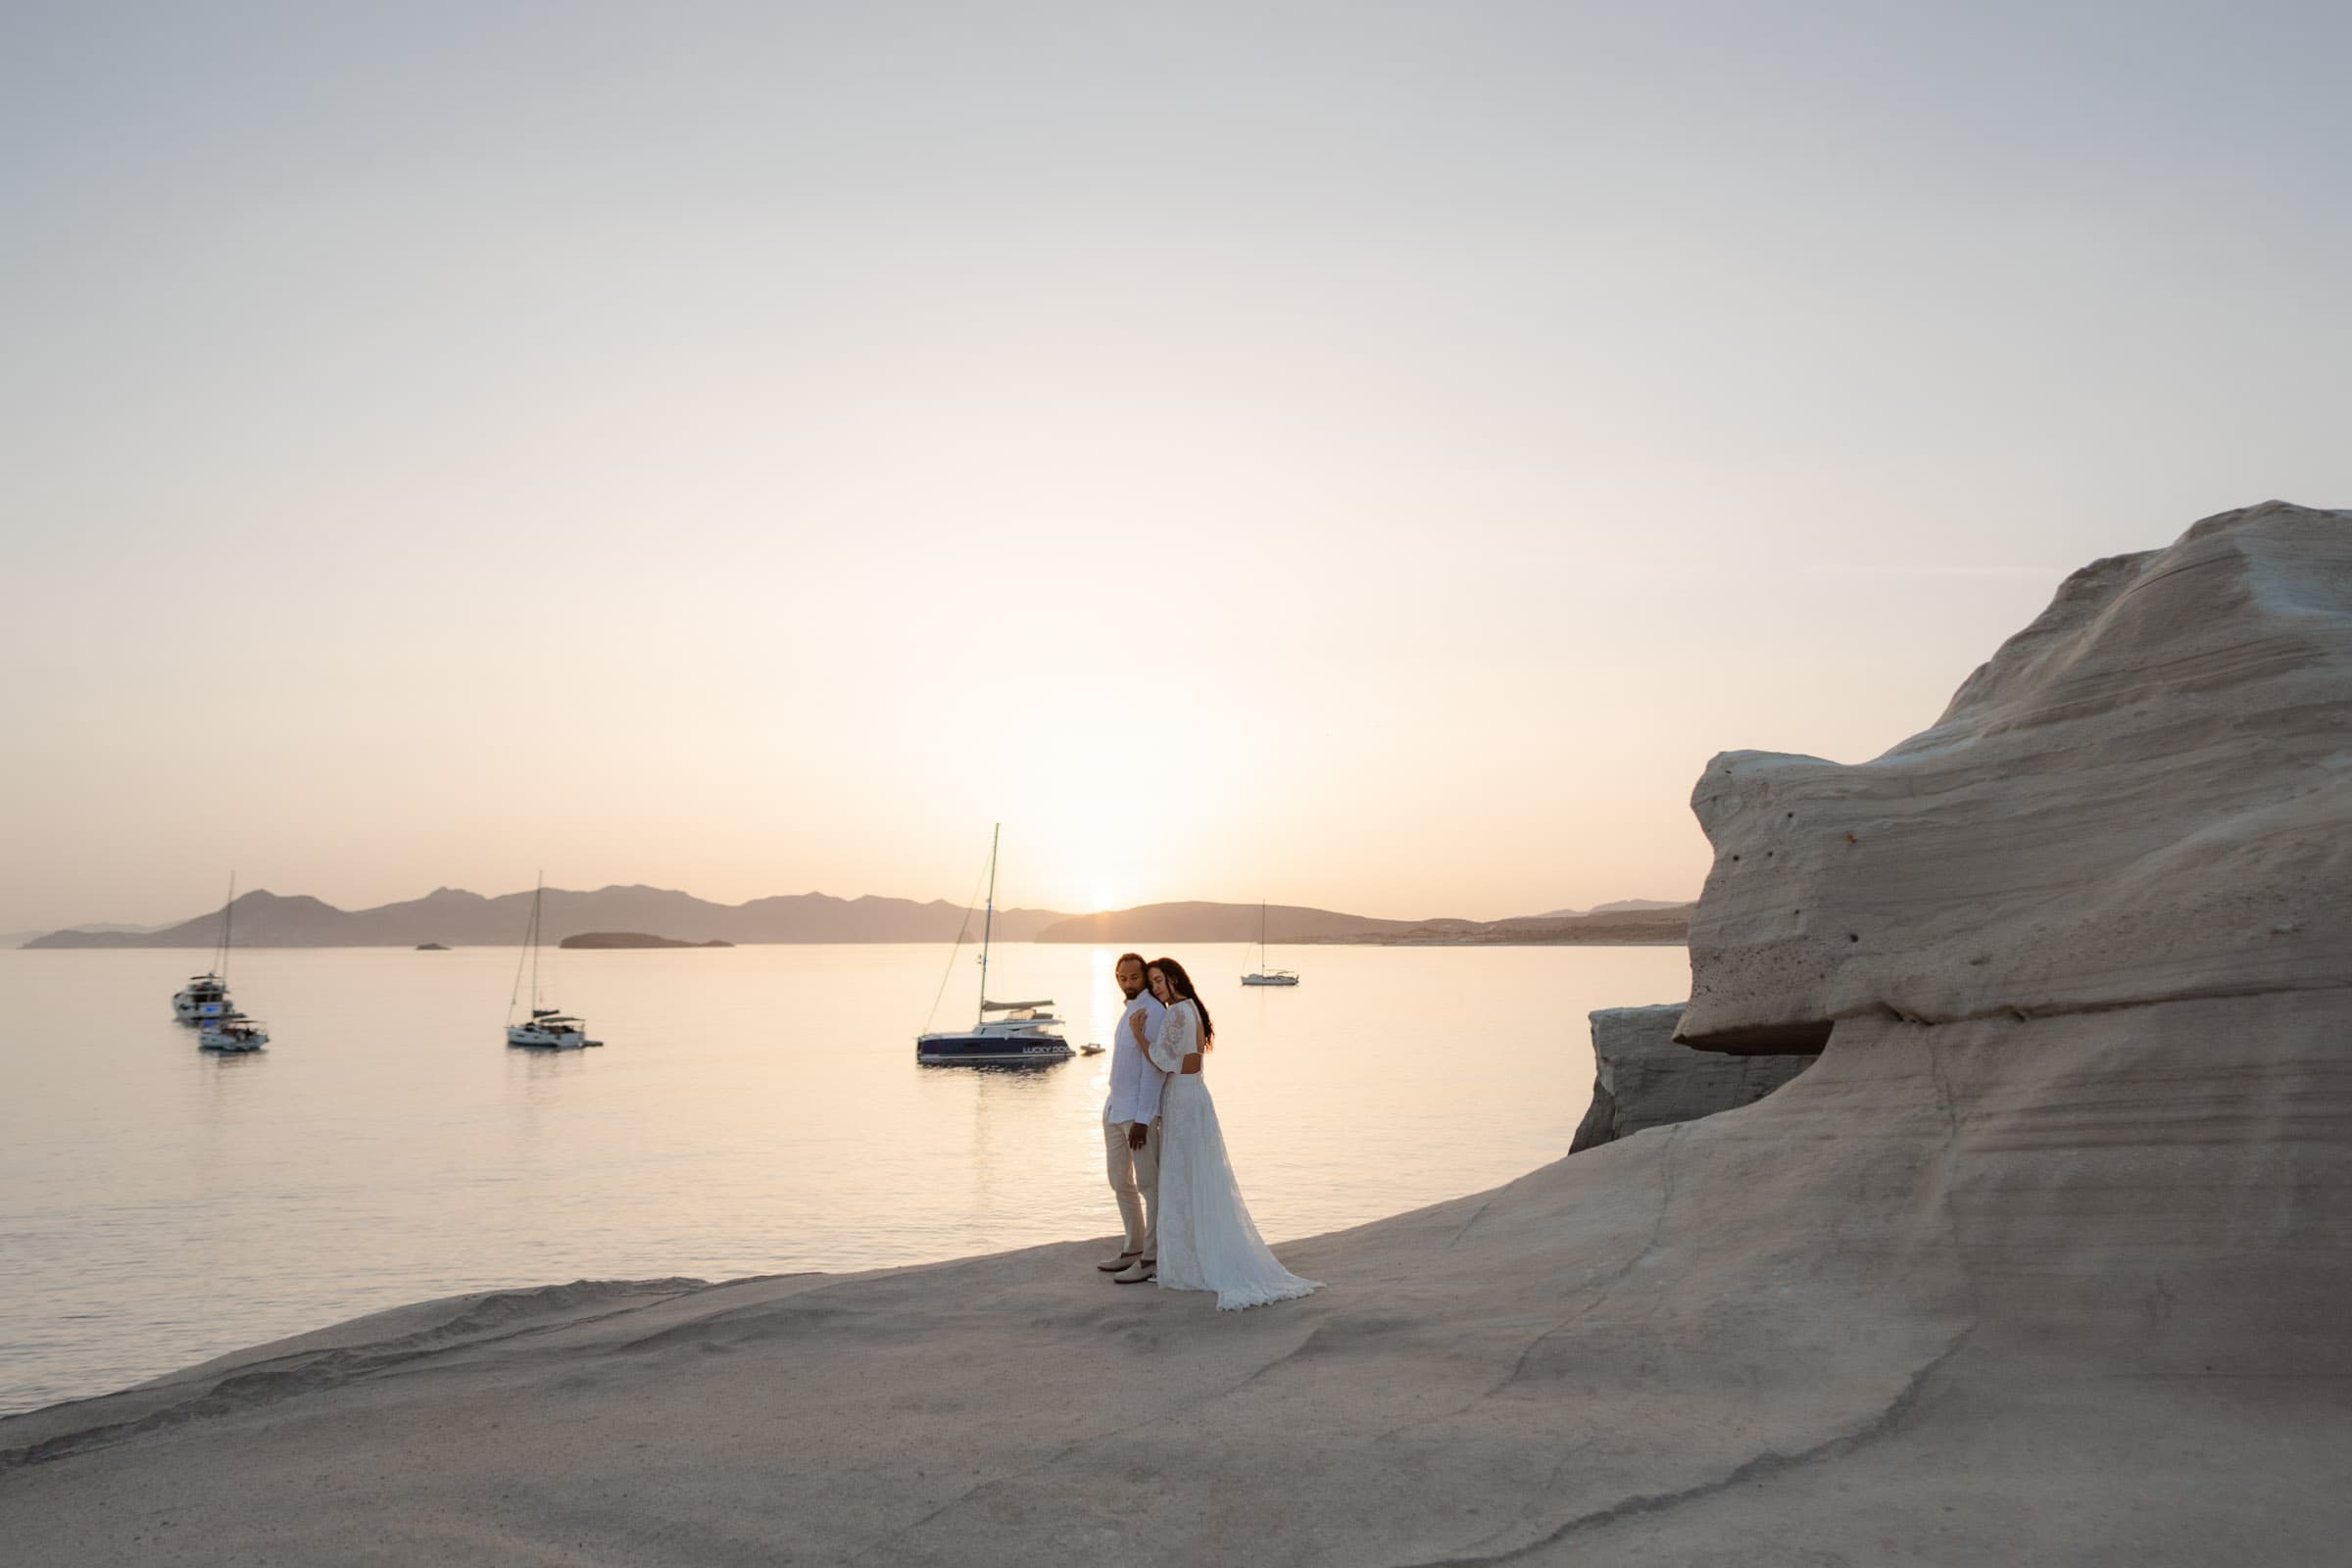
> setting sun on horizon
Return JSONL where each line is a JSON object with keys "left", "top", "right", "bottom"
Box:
{"left": 2, "top": 6, "right": 2345, "bottom": 938}
{"left": 4, "top": 8, "right": 2347, "bottom": 1561}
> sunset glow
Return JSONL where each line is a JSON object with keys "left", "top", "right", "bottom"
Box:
{"left": 1, "top": 7, "right": 2345, "bottom": 935}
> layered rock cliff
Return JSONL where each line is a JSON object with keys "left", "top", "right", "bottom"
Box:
{"left": 1569, "top": 1003, "right": 1814, "bottom": 1152}
{"left": 1681, "top": 500, "right": 2352, "bottom": 1051}
{"left": 1656, "top": 499, "right": 2352, "bottom": 1413}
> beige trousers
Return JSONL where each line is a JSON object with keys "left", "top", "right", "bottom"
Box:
{"left": 1102, "top": 1118, "right": 1162, "bottom": 1256}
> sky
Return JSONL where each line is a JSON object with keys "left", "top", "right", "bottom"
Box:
{"left": 3, "top": 1, "right": 2347, "bottom": 933}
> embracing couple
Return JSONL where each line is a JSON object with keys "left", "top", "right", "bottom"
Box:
{"left": 1099, "top": 953, "right": 1320, "bottom": 1310}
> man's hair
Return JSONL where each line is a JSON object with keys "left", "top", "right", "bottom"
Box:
{"left": 1115, "top": 952, "right": 1148, "bottom": 973}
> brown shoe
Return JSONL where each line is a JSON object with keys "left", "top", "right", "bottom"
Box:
{"left": 1098, "top": 1250, "right": 1143, "bottom": 1272}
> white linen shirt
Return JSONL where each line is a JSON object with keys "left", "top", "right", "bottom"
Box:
{"left": 1103, "top": 992, "right": 1168, "bottom": 1126}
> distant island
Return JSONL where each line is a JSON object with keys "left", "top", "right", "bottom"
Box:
{"left": 23, "top": 884, "right": 1690, "bottom": 950}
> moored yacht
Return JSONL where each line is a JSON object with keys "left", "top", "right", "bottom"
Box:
{"left": 172, "top": 971, "right": 232, "bottom": 1022}
{"left": 504, "top": 876, "right": 603, "bottom": 1050}
{"left": 915, "top": 826, "right": 1073, "bottom": 1065}
{"left": 173, "top": 872, "right": 243, "bottom": 1021}
{"left": 917, "top": 999, "right": 1075, "bottom": 1064}
{"left": 508, "top": 1008, "right": 602, "bottom": 1050}
{"left": 1241, "top": 900, "right": 1300, "bottom": 986}
{"left": 197, "top": 1012, "right": 270, "bottom": 1053}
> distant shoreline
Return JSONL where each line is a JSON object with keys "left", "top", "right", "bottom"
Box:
{"left": 17, "top": 890, "right": 1692, "bottom": 951}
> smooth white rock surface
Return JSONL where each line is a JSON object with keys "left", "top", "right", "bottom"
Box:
{"left": 1680, "top": 501, "right": 2352, "bottom": 1051}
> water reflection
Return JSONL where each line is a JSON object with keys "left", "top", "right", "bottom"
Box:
{"left": 512, "top": 1046, "right": 593, "bottom": 1089}
{"left": 1, "top": 942, "right": 1691, "bottom": 1415}
{"left": 1086, "top": 947, "right": 1120, "bottom": 1054}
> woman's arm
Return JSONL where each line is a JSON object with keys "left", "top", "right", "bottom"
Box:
{"left": 1145, "top": 1002, "right": 1193, "bottom": 1074}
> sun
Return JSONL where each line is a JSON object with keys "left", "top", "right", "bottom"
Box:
{"left": 1091, "top": 890, "right": 1119, "bottom": 912}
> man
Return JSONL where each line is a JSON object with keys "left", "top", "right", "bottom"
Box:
{"left": 1101, "top": 951, "right": 1167, "bottom": 1283}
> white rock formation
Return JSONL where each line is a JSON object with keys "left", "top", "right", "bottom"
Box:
{"left": 1570, "top": 1003, "right": 1814, "bottom": 1152}
{"left": 1681, "top": 501, "right": 2352, "bottom": 1050}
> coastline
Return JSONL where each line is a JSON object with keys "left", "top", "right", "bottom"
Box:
{"left": 1, "top": 942, "right": 1671, "bottom": 1420}
{"left": 9, "top": 934, "right": 1690, "bottom": 952}
{"left": 12, "top": 509, "right": 2347, "bottom": 1561}
{"left": 11, "top": 1027, "right": 2340, "bottom": 1563}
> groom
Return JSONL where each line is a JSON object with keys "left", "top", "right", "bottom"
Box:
{"left": 1100, "top": 952, "right": 1167, "bottom": 1283}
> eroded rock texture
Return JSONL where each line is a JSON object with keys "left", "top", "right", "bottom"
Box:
{"left": 1570, "top": 1003, "right": 1814, "bottom": 1152}
{"left": 1681, "top": 500, "right": 2352, "bottom": 1052}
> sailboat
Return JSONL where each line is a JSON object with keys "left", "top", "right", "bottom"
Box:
{"left": 179, "top": 872, "right": 269, "bottom": 1049}
{"left": 505, "top": 875, "right": 603, "bottom": 1050}
{"left": 172, "top": 872, "right": 238, "bottom": 1023}
{"left": 914, "top": 825, "right": 1073, "bottom": 1064}
{"left": 1241, "top": 901, "right": 1300, "bottom": 986}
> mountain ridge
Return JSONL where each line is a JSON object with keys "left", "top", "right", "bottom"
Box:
{"left": 22, "top": 886, "right": 1069, "bottom": 949}
{"left": 21, "top": 888, "right": 1692, "bottom": 949}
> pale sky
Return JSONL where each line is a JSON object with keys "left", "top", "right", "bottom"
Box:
{"left": 4, "top": 2, "right": 2347, "bottom": 932}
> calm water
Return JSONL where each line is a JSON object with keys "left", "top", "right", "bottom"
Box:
{"left": 0, "top": 943, "right": 1688, "bottom": 1415}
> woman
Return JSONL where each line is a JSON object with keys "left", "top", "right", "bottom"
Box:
{"left": 1128, "top": 956, "right": 1320, "bottom": 1310}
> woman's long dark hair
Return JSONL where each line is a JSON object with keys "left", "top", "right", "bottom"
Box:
{"left": 1148, "top": 956, "right": 1214, "bottom": 1051}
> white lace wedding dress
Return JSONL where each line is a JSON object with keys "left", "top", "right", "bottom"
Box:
{"left": 1148, "top": 999, "right": 1321, "bottom": 1311}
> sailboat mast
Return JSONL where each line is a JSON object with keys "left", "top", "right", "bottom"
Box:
{"left": 220, "top": 871, "right": 236, "bottom": 984}
{"left": 1259, "top": 899, "right": 1267, "bottom": 966}
{"left": 975, "top": 823, "right": 1000, "bottom": 1026}
{"left": 530, "top": 872, "right": 544, "bottom": 1009}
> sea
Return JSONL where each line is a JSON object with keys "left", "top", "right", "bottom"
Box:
{"left": 0, "top": 942, "right": 1690, "bottom": 1416}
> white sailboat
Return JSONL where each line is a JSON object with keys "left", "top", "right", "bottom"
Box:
{"left": 505, "top": 876, "right": 603, "bottom": 1050}
{"left": 172, "top": 872, "right": 238, "bottom": 1023}
{"left": 914, "top": 825, "right": 1073, "bottom": 1064}
{"left": 191, "top": 874, "right": 269, "bottom": 1049}
{"left": 1241, "top": 901, "right": 1300, "bottom": 986}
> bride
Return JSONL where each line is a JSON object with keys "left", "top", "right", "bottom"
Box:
{"left": 1129, "top": 956, "right": 1321, "bottom": 1310}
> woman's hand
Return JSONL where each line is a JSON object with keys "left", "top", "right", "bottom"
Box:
{"left": 1129, "top": 1010, "right": 1150, "bottom": 1046}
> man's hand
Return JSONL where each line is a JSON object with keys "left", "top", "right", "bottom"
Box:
{"left": 1127, "top": 1121, "right": 1149, "bottom": 1152}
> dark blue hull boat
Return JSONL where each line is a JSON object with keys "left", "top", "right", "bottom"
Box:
{"left": 914, "top": 827, "right": 1072, "bottom": 1066}
{"left": 913, "top": 1030, "right": 1074, "bottom": 1065}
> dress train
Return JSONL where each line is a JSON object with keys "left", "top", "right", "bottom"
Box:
{"left": 1149, "top": 1000, "right": 1320, "bottom": 1311}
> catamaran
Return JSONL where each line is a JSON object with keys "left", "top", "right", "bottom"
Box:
{"left": 505, "top": 876, "right": 604, "bottom": 1050}
{"left": 172, "top": 872, "right": 239, "bottom": 1023}
{"left": 915, "top": 826, "right": 1073, "bottom": 1064}
{"left": 1241, "top": 900, "right": 1300, "bottom": 986}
